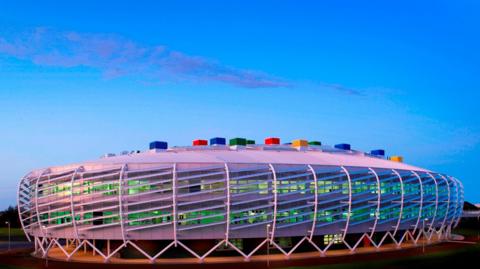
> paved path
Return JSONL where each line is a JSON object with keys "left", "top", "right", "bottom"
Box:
{"left": 463, "top": 210, "right": 480, "bottom": 217}
{"left": 0, "top": 241, "right": 32, "bottom": 251}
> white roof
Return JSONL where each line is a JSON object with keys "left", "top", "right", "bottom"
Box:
{"left": 38, "top": 146, "right": 430, "bottom": 174}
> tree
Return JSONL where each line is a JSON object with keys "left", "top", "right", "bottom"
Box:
{"left": 0, "top": 205, "right": 21, "bottom": 228}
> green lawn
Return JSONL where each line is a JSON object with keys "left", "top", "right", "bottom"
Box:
{"left": 0, "top": 227, "right": 27, "bottom": 241}
{"left": 0, "top": 228, "right": 25, "bottom": 237}
{"left": 453, "top": 228, "right": 480, "bottom": 237}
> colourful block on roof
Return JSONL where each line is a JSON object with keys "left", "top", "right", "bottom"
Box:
{"left": 292, "top": 139, "right": 308, "bottom": 147}
{"left": 335, "top": 143, "right": 351, "bottom": 150}
{"left": 229, "top": 137, "right": 247, "bottom": 146}
{"left": 390, "top": 156, "right": 403, "bottom": 162}
{"left": 308, "top": 141, "right": 321, "bottom": 146}
{"left": 265, "top": 137, "right": 280, "bottom": 145}
{"left": 210, "top": 137, "right": 226, "bottom": 145}
{"left": 149, "top": 141, "right": 168, "bottom": 150}
{"left": 371, "top": 149, "right": 385, "bottom": 156}
{"left": 193, "top": 139, "right": 208, "bottom": 146}
{"left": 246, "top": 139, "right": 255, "bottom": 145}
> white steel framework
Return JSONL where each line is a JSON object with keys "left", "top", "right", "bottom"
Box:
{"left": 18, "top": 159, "right": 464, "bottom": 263}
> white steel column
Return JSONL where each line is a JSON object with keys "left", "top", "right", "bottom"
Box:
{"left": 426, "top": 173, "right": 439, "bottom": 231}
{"left": 118, "top": 164, "right": 128, "bottom": 244}
{"left": 224, "top": 163, "right": 231, "bottom": 244}
{"left": 448, "top": 176, "right": 459, "bottom": 228}
{"left": 410, "top": 171, "right": 423, "bottom": 234}
{"left": 340, "top": 166, "right": 352, "bottom": 240}
{"left": 368, "top": 168, "right": 381, "bottom": 238}
{"left": 307, "top": 165, "right": 318, "bottom": 240}
{"left": 172, "top": 163, "right": 178, "bottom": 245}
{"left": 268, "top": 163, "right": 278, "bottom": 243}
{"left": 452, "top": 177, "right": 464, "bottom": 228}
{"left": 17, "top": 174, "right": 32, "bottom": 242}
{"left": 392, "top": 169, "right": 404, "bottom": 236}
{"left": 34, "top": 169, "right": 50, "bottom": 237}
{"left": 70, "top": 166, "right": 83, "bottom": 240}
{"left": 438, "top": 175, "right": 451, "bottom": 230}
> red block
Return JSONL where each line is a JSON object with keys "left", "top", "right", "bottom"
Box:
{"left": 363, "top": 236, "right": 371, "bottom": 247}
{"left": 265, "top": 137, "right": 280, "bottom": 145}
{"left": 193, "top": 139, "right": 208, "bottom": 146}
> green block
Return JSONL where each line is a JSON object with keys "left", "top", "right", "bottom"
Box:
{"left": 246, "top": 139, "right": 255, "bottom": 145}
{"left": 308, "top": 141, "right": 322, "bottom": 146}
{"left": 229, "top": 137, "right": 247, "bottom": 146}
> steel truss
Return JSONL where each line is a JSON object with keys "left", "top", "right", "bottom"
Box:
{"left": 33, "top": 226, "right": 451, "bottom": 263}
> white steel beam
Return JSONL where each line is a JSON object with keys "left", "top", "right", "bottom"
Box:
{"left": 445, "top": 176, "right": 458, "bottom": 236}
{"left": 224, "top": 163, "right": 231, "bottom": 244}
{"left": 340, "top": 166, "right": 352, "bottom": 241}
{"left": 307, "top": 165, "right": 318, "bottom": 240}
{"left": 268, "top": 163, "right": 278, "bottom": 243}
{"left": 410, "top": 171, "right": 423, "bottom": 235}
{"left": 172, "top": 163, "right": 178, "bottom": 245}
{"left": 449, "top": 177, "right": 459, "bottom": 228}
{"left": 452, "top": 177, "right": 464, "bottom": 228}
{"left": 426, "top": 172, "right": 439, "bottom": 231}
{"left": 34, "top": 169, "right": 50, "bottom": 237}
{"left": 451, "top": 177, "right": 460, "bottom": 227}
{"left": 448, "top": 177, "right": 458, "bottom": 226}
{"left": 69, "top": 166, "right": 83, "bottom": 240}
{"left": 17, "top": 173, "right": 32, "bottom": 242}
{"left": 368, "top": 167, "right": 381, "bottom": 239}
{"left": 392, "top": 169, "right": 404, "bottom": 236}
{"left": 438, "top": 174, "right": 451, "bottom": 231}
{"left": 118, "top": 164, "right": 128, "bottom": 244}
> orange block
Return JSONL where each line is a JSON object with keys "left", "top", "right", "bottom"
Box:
{"left": 292, "top": 139, "right": 308, "bottom": 147}
{"left": 390, "top": 156, "right": 404, "bottom": 162}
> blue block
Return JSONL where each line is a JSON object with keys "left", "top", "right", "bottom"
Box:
{"left": 149, "top": 141, "right": 168, "bottom": 150}
{"left": 210, "top": 137, "right": 226, "bottom": 145}
{"left": 371, "top": 149, "right": 385, "bottom": 156}
{"left": 334, "top": 143, "right": 351, "bottom": 150}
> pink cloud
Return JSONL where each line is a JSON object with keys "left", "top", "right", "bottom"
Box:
{"left": 0, "top": 27, "right": 363, "bottom": 94}
{"left": 0, "top": 28, "right": 290, "bottom": 89}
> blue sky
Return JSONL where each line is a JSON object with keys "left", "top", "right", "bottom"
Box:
{"left": 0, "top": 1, "right": 479, "bottom": 208}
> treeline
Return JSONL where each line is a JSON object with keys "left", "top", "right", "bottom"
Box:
{"left": 0, "top": 205, "right": 20, "bottom": 228}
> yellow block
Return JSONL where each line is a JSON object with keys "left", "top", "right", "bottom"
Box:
{"left": 292, "top": 139, "right": 308, "bottom": 147}
{"left": 390, "top": 156, "right": 404, "bottom": 162}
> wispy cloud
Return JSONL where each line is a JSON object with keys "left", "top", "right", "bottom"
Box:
{"left": 0, "top": 27, "right": 362, "bottom": 93}
{"left": 317, "top": 82, "right": 363, "bottom": 96}
{"left": 0, "top": 27, "right": 291, "bottom": 88}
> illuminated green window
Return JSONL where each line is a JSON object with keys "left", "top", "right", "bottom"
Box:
{"left": 324, "top": 234, "right": 342, "bottom": 245}
{"left": 128, "top": 180, "right": 152, "bottom": 195}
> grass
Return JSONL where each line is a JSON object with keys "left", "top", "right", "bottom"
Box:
{"left": 0, "top": 228, "right": 25, "bottom": 237}
{"left": 453, "top": 227, "right": 480, "bottom": 237}
{"left": 0, "top": 227, "right": 27, "bottom": 242}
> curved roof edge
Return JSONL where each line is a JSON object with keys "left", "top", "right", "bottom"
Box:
{"left": 27, "top": 147, "right": 431, "bottom": 176}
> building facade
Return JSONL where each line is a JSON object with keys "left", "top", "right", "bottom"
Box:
{"left": 17, "top": 139, "right": 464, "bottom": 262}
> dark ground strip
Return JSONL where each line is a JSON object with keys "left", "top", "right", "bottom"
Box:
{"left": 0, "top": 236, "right": 478, "bottom": 269}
